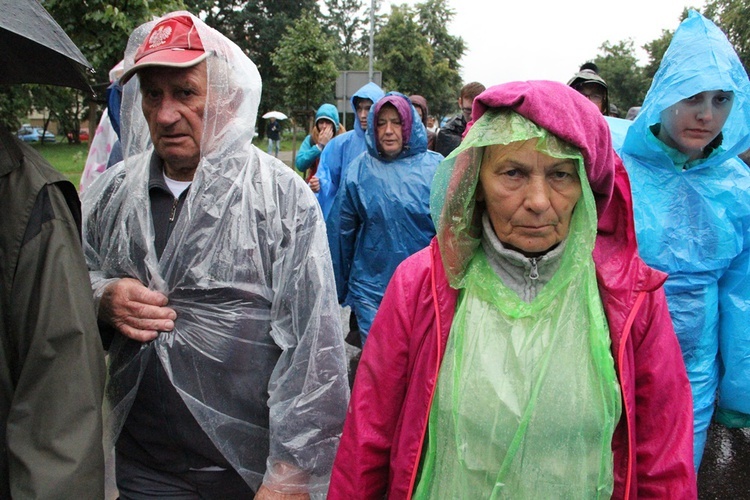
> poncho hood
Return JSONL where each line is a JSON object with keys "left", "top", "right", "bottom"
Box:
{"left": 117, "top": 11, "right": 262, "bottom": 177}
{"left": 315, "top": 103, "right": 341, "bottom": 130}
{"left": 622, "top": 10, "right": 750, "bottom": 167}
{"left": 409, "top": 94, "right": 429, "bottom": 127}
{"left": 350, "top": 82, "right": 385, "bottom": 138}
{"left": 432, "top": 80, "right": 660, "bottom": 294}
{"left": 366, "top": 92, "right": 427, "bottom": 161}
{"left": 469, "top": 80, "right": 615, "bottom": 215}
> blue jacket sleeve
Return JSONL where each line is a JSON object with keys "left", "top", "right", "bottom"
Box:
{"left": 295, "top": 135, "right": 321, "bottom": 172}
{"left": 326, "top": 163, "right": 360, "bottom": 303}
{"left": 317, "top": 138, "right": 343, "bottom": 220}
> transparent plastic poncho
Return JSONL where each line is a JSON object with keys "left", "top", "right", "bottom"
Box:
{"left": 416, "top": 111, "right": 621, "bottom": 497}
{"left": 81, "top": 12, "right": 349, "bottom": 496}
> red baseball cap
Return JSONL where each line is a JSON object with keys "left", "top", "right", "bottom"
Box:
{"left": 120, "top": 15, "right": 209, "bottom": 83}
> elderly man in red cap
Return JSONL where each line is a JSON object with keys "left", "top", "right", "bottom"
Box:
{"left": 82, "top": 12, "right": 349, "bottom": 499}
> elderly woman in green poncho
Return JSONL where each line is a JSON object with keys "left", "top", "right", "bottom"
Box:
{"left": 328, "top": 81, "right": 696, "bottom": 499}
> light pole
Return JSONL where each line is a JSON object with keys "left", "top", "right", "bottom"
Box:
{"left": 368, "top": 0, "right": 375, "bottom": 82}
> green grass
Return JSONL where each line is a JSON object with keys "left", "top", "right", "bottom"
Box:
{"left": 32, "top": 142, "right": 89, "bottom": 189}
{"left": 31, "top": 136, "right": 301, "bottom": 191}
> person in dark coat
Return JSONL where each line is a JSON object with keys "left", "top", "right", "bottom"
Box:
{"left": 435, "top": 81, "right": 486, "bottom": 157}
{"left": 0, "top": 126, "right": 106, "bottom": 498}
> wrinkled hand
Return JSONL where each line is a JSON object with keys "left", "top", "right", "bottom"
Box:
{"left": 308, "top": 176, "right": 320, "bottom": 193}
{"left": 254, "top": 484, "right": 309, "bottom": 500}
{"left": 99, "top": 278, "right": 176, "bottom": 342}
{"left": 317, "top": 122, "right": 334, "bottom": 148}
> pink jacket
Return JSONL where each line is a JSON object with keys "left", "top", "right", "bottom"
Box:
{"left": 329, "top": 81, "right": 696, "bottom": 499}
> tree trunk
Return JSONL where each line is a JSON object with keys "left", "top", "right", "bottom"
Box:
{"left": 88, "top": 100, "right": 98, "bottom": 143}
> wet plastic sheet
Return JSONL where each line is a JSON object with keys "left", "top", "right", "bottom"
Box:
{"left": 82, "top": 12, "right": 349, "bottom": 496}
{"left": 416, "top": 111, "right": 620, "bottom": 497}
{"left": 619, "top": 11, "right": 750, "bottom": 466}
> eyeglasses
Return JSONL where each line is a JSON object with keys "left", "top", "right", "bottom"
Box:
{"left": 580, "top": 92, "right": 605, "bottom": 104}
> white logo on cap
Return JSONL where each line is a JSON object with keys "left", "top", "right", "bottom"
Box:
{"left": 148, "top": 26, "right": 173, "bottom": 49}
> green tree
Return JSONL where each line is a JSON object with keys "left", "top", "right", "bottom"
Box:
{"left": 0, "top": 87, "right": 32, "bottom": 131}
{"left": 271, "top": 11, "right": 338, "bottom": 126}
{"left": 642, "top": 30, "right": 674, "bottom": 83}
{"left": 41, "top": 0, "right": 185, "bottom": 140}
{"left": 375, "top": 5, "right": 432, "bottom": 91}
{"left": 414, "top": 0, "right": 464, "bottom": 72}
{"left": 30, "top": 85, "right": 87, "bottom": 144}
{"left": 593, "top": 40, "right": 648, "bottom": 111}
{"left": 324, "top": 0, "right": 369, "bottom": 70}
{"left": 413, "top": 0, "right": 465, "bottom": 118}
{"left": 375, "top": 2, "right": 463, "bottom": 119}
{"left": 704, "top": 0, "right": 750, "bottom": 71}
{"left": 185, "top": 0, "right": 320, "bottom": 113}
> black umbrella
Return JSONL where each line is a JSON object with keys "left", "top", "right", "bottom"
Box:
{"left": 0, "top": 0, "right": 93, "bottom": 92}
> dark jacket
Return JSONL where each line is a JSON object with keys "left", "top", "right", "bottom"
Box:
{"left": 0, "top": 127, "right": 105, "bottom": 498}
{"left": 434, "top": 114, "right": 466, "bottom": 157}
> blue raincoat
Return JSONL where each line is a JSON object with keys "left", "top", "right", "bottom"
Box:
{"left": 295, "top": 103, "right": 341, "bottom": 173}
{"left": 317, "top": 83, "right": 384, "bottom": 219}
{"left": 618, "top": 10, "right": 750, "bottom": 468}
{"left": 327, "top": 92, "right": 443, "bottom": 343}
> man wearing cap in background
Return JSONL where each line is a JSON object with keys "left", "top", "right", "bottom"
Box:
{"left": 567, "top": 62, "right": 610, "bottom": 115}
{"left": 82, "top": 11, "right": 349, "bottom": 499}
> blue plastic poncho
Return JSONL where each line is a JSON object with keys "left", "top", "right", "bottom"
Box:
{"left": 317, "top": 82, "right": 385, "bottom": 219}
{"left": 619, "top": 10, "right": 750, "bottom": 467}
{"left": 327, "top": 92, "right": 443, "bottom": 343}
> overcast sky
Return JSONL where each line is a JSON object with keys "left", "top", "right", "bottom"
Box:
{"left": 383, "top": 0, "right": 705, "bottom": 87}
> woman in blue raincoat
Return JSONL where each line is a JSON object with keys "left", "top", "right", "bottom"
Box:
{"left": 618, "top": 10, "right": 750, "bottom": 469}
{"left": 295, "top": 103, "right": 345, "bottom": 192}
{"left": 327, "top": 92, "right": 444, "bottom": 344}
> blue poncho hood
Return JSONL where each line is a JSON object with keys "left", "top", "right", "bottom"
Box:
{"left": 365, "top": 92, "right": 428, "bottom": 161}
{"left": 315, "top": 103, "right": 341, "bottom": 130}
{"left": 351, "top": 82, "right": 385, "bottom": 138}
{"left": 621, "top": 10, "right": 750, "bottom": 166}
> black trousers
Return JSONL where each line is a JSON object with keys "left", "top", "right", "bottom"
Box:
{"left": 116, "top": 450, "right": 256, "bottom": 500}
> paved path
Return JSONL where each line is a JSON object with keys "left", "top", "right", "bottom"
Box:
{"left": 698, "top": 421, "right": 750, "bottom": 499}
{"left": 269, "top": 149, "right": 295, "bottom": 169}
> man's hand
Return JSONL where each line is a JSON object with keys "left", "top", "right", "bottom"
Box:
{"left": 99, "top": 278, "right": 176, "bottom": 342}
{"left": 308, "top": 176, "right": 320, "bottom": 193}
{"left": 254, "top": 484, "right": 309, "bottom": 500}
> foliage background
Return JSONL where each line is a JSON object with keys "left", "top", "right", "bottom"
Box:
{"left": 3, "top": 1, "right": 750, "bottom": 137}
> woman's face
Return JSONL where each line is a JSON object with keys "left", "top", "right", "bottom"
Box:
{"left": 376, "top": 104, "right": 404, "bottom": 159}
{"left": 658, "top": 90, "right": 734, "bottom": 160}
{"left": 478, "top": 139, "right": 582, "bottom": 257}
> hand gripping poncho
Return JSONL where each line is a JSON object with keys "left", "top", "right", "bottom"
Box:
{"left": 619, "top": 10, "right": 750, "bottom": 467}
{"left": 82, "top": 12, "right": 349, "bottom": 496}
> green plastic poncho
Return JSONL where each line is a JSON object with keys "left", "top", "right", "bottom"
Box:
{"left": 414, "top": 111, "right": 621, "bottom": 498}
